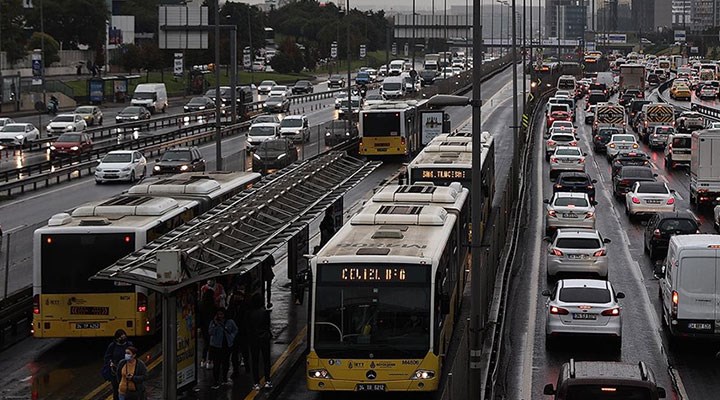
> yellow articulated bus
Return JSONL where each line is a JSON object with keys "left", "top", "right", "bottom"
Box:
{"left": 32, "top": 172, "right": 260, "bottom": 338}
{"left": 307, "top": 184, "right": 469, "bottom": 393}
{"left": 358, "top": 101, "right": 424, "bottom": 157}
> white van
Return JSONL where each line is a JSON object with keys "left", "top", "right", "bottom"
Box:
{"left": 389, "top": 60, "right": 405, "bottom": 76}
{"left": 131, "top": 83, "right": 168, "bottom": 114}
{"left": 659, "top": 234, "right": 720, "bottom": 339}
{"left": 381, "top": 77, "right": 405, "bottom": 99}
{"left": 400, "top": 72, "right": 417, "bottom": 94}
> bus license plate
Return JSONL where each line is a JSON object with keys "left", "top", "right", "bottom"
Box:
{"left": 356, "top": 384, "right": 386, "bottom": 392}
{"left": 76, "top": 322, "right": 101, "bottom": 329}
{"left": 688, "top": 323, "right": 711, "bottom": 330}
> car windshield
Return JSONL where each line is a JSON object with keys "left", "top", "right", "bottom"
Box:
{"left": 75, "top": 107, "right": 93, "bottom": 113}
{"left": 253, "top": 116, "right": 278, "bottom": 124}
{"left": 559, "top": 176, "right": 589, "bottom": 184}
{"left": 266, "top": 96, "right": 283, "bottom": 103}
{"left": 102, "top": 153, "right": 132, "bottom": 163}
{"left": 366, "top": 94, "right": 383, "bottom": 101}
{"left": 272, "top": 86, "right": 287, "bottom": 91}
{"left": 260, "top": 81, "right": 275, "bottom": 87}
{"left": 598, "top": 129, "right": 618, "bottom": 137}
{"left": 554, "top": 122, "right": 573, "bottom": 128}
{"left": 554, "top": 197, "right": 589, "bottom": 207}
{"left": 552, "top": 135, "right": 574, "bottom": 142}
{"left": 134, "top": 92, "right": 156, "bottom": 100}
{"left": 559, "top": 287, "right": 610, "bottom": 303}
{"left": 188, "top": 97, "right": 208, "bottom": 104}
{"left": 384, "top": 82, "right": 402, "bottom": 90}
{"left": 258, "top": 140, "right": 288, "bottom": 151}
{"left": 161, "top": 150, "right": 191, "bottom": 162}
{"left": 623, "top": 168, "right": 654, "bottom": 179}
{"left": 330, "top": 75, "right": 342, "bottom": 80}
{"left": 637, "top": 183, "right": 668, "bottom": 194}
{"left": 296, "top": 81, "right": 310, "bottom": 86}
{"left": 281, "top": 119, "right": 303, "bottom": 128}
{"left": 249, "top": 126, "right": 276, "bottom": 136}
{"left": 121, "top": 107, "right": 142, "bottom": 115}
{"left": 655, "top": 127, "right": 674, "bottom": 134}
{"left": 556, "top": 237, "right": 601, "bottom": 249}
{"left": 2, "top": 125, "right": 26, "bottom": 132}
{"left": 565, "top": 384, "right": 652, "bottom": 399}
{"left": 659, "top": 218, "right": 697, "bottom": 232}
{"left": 613, "top": 135, "right": 635, "bottom": 142}
{"left": 671, "top": 137, "right": 691, "bottom": 148}
{"left": 56, "top": 134, "right": 81, "bottom": 143}
{"left": 53, "top": 116, "right": 74, "bottom": 123}
{"left": 556, "top": 148, "right": 581, "bottom": 156}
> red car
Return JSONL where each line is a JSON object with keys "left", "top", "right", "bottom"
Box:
{"left": 546, "top": 111, "right": 572, "bottom": 129}
{"left": 49, "top": 132, "right": 93, "bottom": 158}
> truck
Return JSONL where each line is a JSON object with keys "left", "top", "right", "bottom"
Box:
{"left": 618, "top": 65, "right": 645, "bottom": 94}
{"left": 593, "top": 104, "right": 626, "bottom": 135}
{"left": 637, "top": 103, "right": 674, "bottom": 143}
{"left": 690, "top": 128, "right": 720, "bottom": 208}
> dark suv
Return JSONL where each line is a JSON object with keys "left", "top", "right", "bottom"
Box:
{"left": 153, "top": 146, "right": 206, "bottom": 175}
{"left": 611, "top": 150, "right": 650, "bottom": 177}
{"left": 593, "top": 127, "right": 621, "bottom": 152}
{"left": 613, "top": 166, "right": 657, "bottom": 198}
{"left": 544, "top": 359, "right": 667, "bottom": 399}
{"left": 553, "top": 172, "right": 597, "bottom": 202}
{"left": 292, "top": 80, "right": 314, "bottom": 95}
{"left": 644, "top": 212, "right": 699, "bottom": 261}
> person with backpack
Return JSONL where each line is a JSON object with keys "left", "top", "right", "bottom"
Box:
{"left": 116, "top": 346, "right": 147, "bottom": 400}
{"left": 208, "top": 308, "right": 238, "bottom": 389}
{"left": 247, "top": 294, "right": 273, "bottom": 391}
{"left": 103, "top": 329, "right": 133, "bottom": 400}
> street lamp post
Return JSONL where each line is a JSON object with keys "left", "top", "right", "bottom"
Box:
{"left": 498, "top": 0, "right": 504, "bottom": 56}
{"left": 346, "top": 0, "right": 352, "bottom": 147}
{"left": 412, "top": 0, "right": 416, "bottom": 71}
{"left": 214, "top": 0, "right": 222, "bottom": 170}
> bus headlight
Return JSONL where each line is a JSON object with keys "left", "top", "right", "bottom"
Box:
{"left": 309, "top": 369, "right": 333, "bottom": 379}
{"left": 411, "top": 369, "right": 435, "bottom": 380}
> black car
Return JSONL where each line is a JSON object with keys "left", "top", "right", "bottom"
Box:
{"left": 263, "top": 95, "right": 290, "bottom": 113}
{"left": 153, "top": 146, "right": 206, "bottom": 175}
{"left": 553, "top": 172, "right": 598, "bottom": 202}
{"left": 419, "top": 70, "right": 438, "bottom": 86}
{"left": 628, "top": 100, "right": 651, "bottom": 126}
{"left": 183, "top": 96, "right": 215, "bottom": 113}
{"left": 251, "top": 138, "right": 298, "bottom": 173}
{"left": 586, "top": 90, "right": 607, "bottom": 106}
{"left": 618, "top": 93, "right": 635, "bottom": 107}
{"left": 588, "top": 83, "right": 607, "bottom": 94}
{"left": 592, "top": 127, "right": 620, "bottom": 152}
{"left": 613, "top": 166, "right": 657, "bottom": 198}
{"left": 328, "top": 75, "right": 346, "bottom": 88}
{"left": 292, "top": 80, "right": 314, "bottom": 95}
{"left": 647, "top": 74, "right": 660, "bottom": 86}
{"left": 624, "top": 88, "right": 643, "bottom": 99}
{"left": 611, "top": 150, "right": 650, "bottom": 177}
{"left": 643, "top": 212, "right": 699, "bottom": 261}
{"left": 115, "top": 106, "right": 151, "bottom": 123}
{"left": 324, "top": 120, "right": 358, "bottom": 146}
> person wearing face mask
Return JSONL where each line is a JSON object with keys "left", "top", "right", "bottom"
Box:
{"left": 103, "top": 329, "right": 133, "bottom": 400}
{"left": 116, "top": 346, "right": 147, "bottom": 400}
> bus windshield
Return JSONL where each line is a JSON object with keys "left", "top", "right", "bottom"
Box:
{"left": 41, "top": 233, "right": 136, "bottom": 294}
{"left": 362, "top": 112, "right": 402, "bottom": 137}
{"left": 313, "top": 264, "right": 430, "bottom": 359}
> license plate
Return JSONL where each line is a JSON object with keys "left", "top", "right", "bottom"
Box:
{"left": 568, "top": 254, "right": 586, "bottom": 259}
{"left": 104, "top": 175, "right": 118, "bottom": 179}
{"left": 688, "top": 323, "right": 712, "bottom": 330}
{"left": 75, "top": 322, "right": 101, "bottom": 329}
{"left": 562, "top": 213, "right": 578, "bottom": 218}
{"left": 646, "top": 200, "right": 661, "bottom": 204}
{"left": 356, "top": 384, "right": 386, "bottom": 392}
{"left": 573, "top": 313, "right": 597, "bottom": 320}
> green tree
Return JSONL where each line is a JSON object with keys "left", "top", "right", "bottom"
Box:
{"left": 270, "top": 51, "right": 294, "bottom": 74}
{"left": 119, "top": 0, "right": 161, "bottom": 35}
{"left": 1, "top": 0, "right": 28, "bottom": 64}
{"left": 28, "top": 32, "right": 60, "bottom": 66}
{"left": 26, "top": 0, "right": 108, "bottom": 50}
{"left": 117, "top": 44, "right": 141, "bottom": 73}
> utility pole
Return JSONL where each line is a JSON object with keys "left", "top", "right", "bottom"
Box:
{"left": 214, "top": 0, "right": 223, "bottom": 170}
{"left": 522, "top": 0, "right": 527, "bottom": 111}
{"left": 412, "top": 0, "right": 416, "bottom": 71}
{"left": 346, "top": 0, "right": 352, "bottom": 149}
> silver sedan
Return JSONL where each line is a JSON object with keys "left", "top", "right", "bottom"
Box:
{"left": 606, "top": 134, "right": 639, "bottom": 159}
{"left": 544, "top": 192, "right": 596, "bottom": 234}
{"left": 546, "top": 228, "right": 611, "bottom": 281}
{"left": 543, "top": 279, "right": 624, "bottom": 351}
{"left": 625, "top": 181, "right": 675, "bottom": 220}
{"left": 549, "top": 146, "right": 586, "bottom": 178}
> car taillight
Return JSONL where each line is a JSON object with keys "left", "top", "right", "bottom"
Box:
{"left": 548, "top": 210, "right": 557, "bottom": 217}
{"left": 667, "top": 197, "right": 675, "bottom": 205}
{"left": 632, "top": 197, "right": 641, "bottom": 204}
{"left": 33, "top": 294, "right": 40, "bottom": 315}
{"left": 137, "top": 292, "right": 148, "bottom": 313}
{"left": 593, "top": 249, "right": 606, "bottom": 257}
{"left": 547, "top": 140, "right": 556, "bottom": 146}
{"left": 550, "top": 157, "right": 558, "bottom": 163}
{"left": 400, "top": 137, "right": 406, "bottom": 145}
{"left": 620, "top": 179, "right": 630, "bottom": 185}
{"left": 653, "top": 229, "right": 662, "bottom": 239}
{"left": 671, "top": 290, "right": 679, "bottom": 316}
{"left": 550, "top": 306, "right": 569, "bottom": 315}
{"left": 145, "top": 320, "right": 151, "bottom": 333}
{"left": 585, "top": 212, "right": 594, "bottom": 219}
{"left": 609, "top": 143, "right": 616, "bottom": 148}
{"left": 569, "top": 140, "right": 578, "bottom": 146}
{"left": 601, "top": 307, "right": 621, "bottom": 316}
{"left": 554, "top": 184, "right": 562, "bottom": 189}
{"left": 578, "top": 157, "right": 585, "bottom": 164}
{"left": 551, "top": 248, "right": 564, "bottom": 256}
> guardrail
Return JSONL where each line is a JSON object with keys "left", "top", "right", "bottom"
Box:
{"left": 0, "top": 287, "right": 32, "bottom": 351}
{"left": 656, "top": 79, "right": 720, "bottom": 122}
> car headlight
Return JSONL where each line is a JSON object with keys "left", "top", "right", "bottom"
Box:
{"left": 65, "top": 125, "right": 74, "bottom": 131}
{"left": 180, "top": 165, "right": 189, "bottom": 171}
{"left": 70, "top": 146, "right": 79, "bottom": 151}
{"left": 198, "top": 106, "right": 206, "bottom": 110}
{"left": 308, "top": 369, "right": 332, "bottom": 379}
{"left": 121, "top": 166, "right": 131, "bottom": 172}
{"left": 15, "top": 135, "right": 24, "bottom": 140}
{"left": 49, "top": 145, "right": 56, "bottom": 150}
{"left": 131, "top": 116, "right": 139, "bottom": 120}
{"left": 83, "top": 116, "right": 91, "bottom": 120}
{"left": 183, "top": 106, "right": 189, "bottom": 110}
{"left": 410, "top": 370, "right": 436, "bottom": 380}
{"left": 46, "top": 125, "right": 51, "bottom": 131}
{"left": 253, "top": 153, "right": 261, "bottom": 160}
{"left": 325, "top": 132, "right": 331, "bottom": 136}
{"left": 345, "top": 131, "right": 350, "bottom": 136}
{"left": 277, "top": 153, "right": 286, "bottom": 160}
{"left": 153, "top": 165, "right": 161, "bottom": 171}
{"left": 95, "top": 167, "right": 103, "bottom": 172}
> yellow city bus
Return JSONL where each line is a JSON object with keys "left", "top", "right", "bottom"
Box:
{"left": 358, "top": 101, "right": 422, "bottom": 157}
{"left": 32, "top": 172, "right": 260, "bottom": 338}
{"left": 307, "top": 187, "right": 468, "bottom": 393}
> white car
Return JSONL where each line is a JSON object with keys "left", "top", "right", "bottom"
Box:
{"left": 543, "top": 279, "right": 624, "bottom": 351}
{"left": 257, "top": 80, "right": 277, "bottom": 95}
{"left": 709, "top": 122, "right": 720, "bottom": 129}
{"left": 334, "top": 92, "right": 348, "bottom": 109}
{"left": 46, "top": 114, "right": 87, "bottom": 135}
{"left": 555, "top": 90, "right": 572, "bottom": 98}
{"left": 544, "top": 192, "right": 596, "bottom": 234}
{"left": 0, "top": 117, "right": 15, "bottom": 128}
{"left": 625, "top": 181, "right": 675, "bottom": 220}
{"left": 95, "top": 150, "right": 147, "bottom": 183}
{"left": 606, "top": 134, "right": 638, "bottom": 159}
{"left": 0, "top": 123, "right": 40, "bottom": 147}
{"left": 550, "top": 146, "right": 586, "bottom": 178}
{"left": 545, "top": 132, "right": 578, "bottom": 160}
{"left": 547, "top": 120, "right": 576, "bottom": 137}
{"left": 247, "top": 122, "right": 280, "bottom": 148}
{"left": 269, "top": 85, "right": 290, "bottom": 97}
{"left": 363, "top": 93, "right": 386, "bottom": 107}
{"left": 279, "top": 115, "right": 310, "bottom": 143}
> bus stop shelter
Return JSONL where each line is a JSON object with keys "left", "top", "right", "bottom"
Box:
{"left": 87, "top": 74, "right": 141, "bottom": 104}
